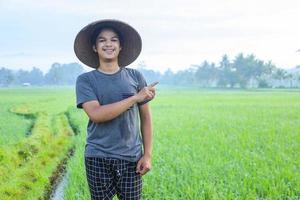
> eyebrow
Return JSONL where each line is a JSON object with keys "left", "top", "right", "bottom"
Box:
{"left": 97, "top": 36, "right": 119, "bottom": 40}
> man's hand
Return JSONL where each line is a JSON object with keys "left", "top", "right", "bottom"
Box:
{"left": 135, "top": 81, "right": 159, "bottom": 103}
{"left": 136, "top": 155, "right": 152, "bottom": 176}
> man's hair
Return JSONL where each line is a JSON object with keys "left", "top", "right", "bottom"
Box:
{"left": 91, "top": 26, "right": 123, "bottom": 47}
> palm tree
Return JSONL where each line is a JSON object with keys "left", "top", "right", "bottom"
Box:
{"left": 273, "top": 69, "right": 288, "bottom": 87}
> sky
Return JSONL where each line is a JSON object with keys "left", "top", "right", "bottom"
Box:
{"left": 0, "top": 0, "right": 300, "bottom": 74}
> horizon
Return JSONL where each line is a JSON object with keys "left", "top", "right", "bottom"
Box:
{"left": 1, "top": 53, "right": 300, "bottom": 76}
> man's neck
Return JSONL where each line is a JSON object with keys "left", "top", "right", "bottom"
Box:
{"left": 97, "top": 61, "right": 120, "bottom": 74}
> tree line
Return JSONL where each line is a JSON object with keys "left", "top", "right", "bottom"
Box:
{"left": 1, "top": 53, "right": 299, "bottom": 88}
{"left": 138, "top": 53, "right": 300, "bottom": 88}
{"left": 0, "top": 63, "right": 84, "bottom": 86}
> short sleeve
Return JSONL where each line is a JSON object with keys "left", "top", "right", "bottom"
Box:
{"left": 136, "top": 70, "right": 150, "bottom": 106}
{"left": 75, "top": 74, "right": 98, "bottom": 109}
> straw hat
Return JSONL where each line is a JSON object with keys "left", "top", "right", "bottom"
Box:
{"left": 74, "top": 19, "right": 142, "bottom": 68}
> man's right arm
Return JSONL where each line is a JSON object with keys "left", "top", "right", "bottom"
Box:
{"left": 82, "top": 95, "right": 137, "bottom": 123}
{"left": 82, "top": 84, "right": 157, "bottom": 123}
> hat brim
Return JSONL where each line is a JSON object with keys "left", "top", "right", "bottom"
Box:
{"left": 74, "top": 19, "right": 142, "bottom": 68}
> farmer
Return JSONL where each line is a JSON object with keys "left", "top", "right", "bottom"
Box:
{"left": 74, "top": 19, "right": 157, "bottom": 200}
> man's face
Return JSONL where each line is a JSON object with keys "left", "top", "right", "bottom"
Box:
{"left": 93, "top": 28, "right": 122, "bottom": 63}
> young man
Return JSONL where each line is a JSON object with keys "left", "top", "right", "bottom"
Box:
{"left": 74, "top": 19, "right": 157, "bottom": 200}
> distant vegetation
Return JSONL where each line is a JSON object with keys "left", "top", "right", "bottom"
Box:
{"left": 0, "top": 63, "right": 84, "bottom": 87}
{"left": 138, "top": 53, "right": 300, "bottom": 88}
{"left": 1, "top": 53, "right": 300, "bottom": 88}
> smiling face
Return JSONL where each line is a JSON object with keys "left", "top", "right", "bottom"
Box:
{"left": 92, "top": 28, "right": 122, "bottom": 64}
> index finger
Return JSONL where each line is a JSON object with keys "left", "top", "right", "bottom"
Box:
{"left": 149, "top": 81, "right": 159, "bottom": 87}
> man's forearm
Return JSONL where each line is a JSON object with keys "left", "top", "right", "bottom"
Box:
{"left": 141, "top": 113, "right": 153, "bottom": 157}
{"left": 93, "top": 96, "right": 137, "bottom": 123}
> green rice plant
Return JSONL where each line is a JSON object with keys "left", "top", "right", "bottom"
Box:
{"left": 1, "top": 87, "right": 300, "bottom": 199}
{"left": 0, "top": 88, "right": 76, "bottom": 199}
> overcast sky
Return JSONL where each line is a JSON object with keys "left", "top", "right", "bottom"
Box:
{"left": 0, "top": 0, "right": 300, "bottom": 73}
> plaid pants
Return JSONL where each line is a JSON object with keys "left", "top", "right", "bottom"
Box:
{"left": 84, "top": 156, "right": 142, "bottom": 200}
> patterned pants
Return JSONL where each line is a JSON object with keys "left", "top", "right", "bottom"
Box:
{"left": 84, "top": 157, "right": 142, "bottom": 200}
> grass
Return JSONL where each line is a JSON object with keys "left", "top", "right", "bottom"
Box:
{"left": 64, "top": 88, "right": 300, "bottom": 199}
{"left": 141, "top": 89, "right": 300, "bottom": 199}
{"left": 0, "top": 88, "right": 76, "bottom": 200}
{"left": 0, "top": 87, "right": 300, "bottom": 199}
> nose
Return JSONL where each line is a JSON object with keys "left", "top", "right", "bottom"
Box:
{"left": 104, "top": 40, "right": 112, "bottom": 46}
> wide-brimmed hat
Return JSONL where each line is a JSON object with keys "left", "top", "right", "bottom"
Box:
{"left": 74, "top": 19, "right": 142, "bottom": 68}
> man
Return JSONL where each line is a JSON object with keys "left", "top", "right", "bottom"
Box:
{"left": 74, "top": 19, "right": 157, "bottom": 199}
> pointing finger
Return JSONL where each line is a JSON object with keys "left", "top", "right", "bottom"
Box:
{"left": 149, "top": 81, "right": 159, "bottom": 87}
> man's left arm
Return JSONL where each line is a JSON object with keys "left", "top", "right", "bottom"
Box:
{"left": 136, "top": 103, "right": 153, "bottom": 176}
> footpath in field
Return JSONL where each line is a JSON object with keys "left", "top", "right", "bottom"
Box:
{"left": 0, "top": 96, "right": 77, "bottom": 200}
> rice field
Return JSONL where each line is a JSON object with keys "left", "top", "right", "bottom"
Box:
{"left": 0, "top": 87, "right": 299, "bottom": 199}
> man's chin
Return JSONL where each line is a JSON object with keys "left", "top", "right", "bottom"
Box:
{"left": 102, "top": 57, "right": 118, "bottom": 63}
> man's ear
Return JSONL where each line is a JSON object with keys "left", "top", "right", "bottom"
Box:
{"left": 119, "top": 46, "right": 122, "bottom": 51}
{"left": 92, "top": 45, "right": 97, "bottom": 52}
